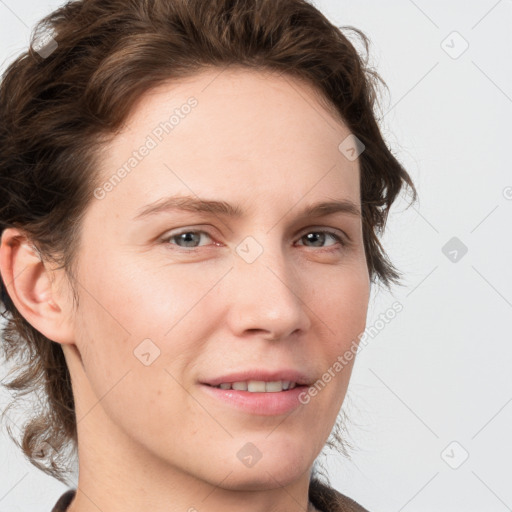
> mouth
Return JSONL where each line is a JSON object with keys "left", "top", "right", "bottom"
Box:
{"left": 199, "top": 381, "right": 311, "bottom": 416}
{"left": 203, "top": 380, "right": 304, "bottom": 393}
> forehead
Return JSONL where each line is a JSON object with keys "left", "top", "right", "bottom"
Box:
{"left": 118, "top": 65, "right": 349, "bottom": 149}
{"left": 91, "top": 67, "right": 360, "bottom": 221}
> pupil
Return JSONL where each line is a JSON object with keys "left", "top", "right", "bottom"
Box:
{"left": 306, "top": 232, "right": 323, "bottom": 247}
{"left": 180, "top": 233, "right": 198, "bottom": 247}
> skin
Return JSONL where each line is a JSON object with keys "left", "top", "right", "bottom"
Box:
{"left": 0, "top": 67, "right": 370, "bottom": 512}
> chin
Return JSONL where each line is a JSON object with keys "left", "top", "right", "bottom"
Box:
{"left": 219, "top": 464, "right": 309, "bottom": 492}
{"left": 221, "top": 442, "right": 312, "bottom": 490}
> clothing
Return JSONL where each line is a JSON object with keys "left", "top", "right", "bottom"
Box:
{"left": 51, "top": 478, "right": 370, "bottom": 512}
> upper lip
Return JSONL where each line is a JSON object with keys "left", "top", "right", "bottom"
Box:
{"left": 200, "top": 369, "right": 313, "bottom": 387}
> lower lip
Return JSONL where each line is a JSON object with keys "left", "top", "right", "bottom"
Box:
{"left": 200, "top": 384, "right": 308, "bottom": 416}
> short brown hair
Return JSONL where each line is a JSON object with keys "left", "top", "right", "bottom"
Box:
{"left": 0, "top": 0, "right": 417, "bottom": 490}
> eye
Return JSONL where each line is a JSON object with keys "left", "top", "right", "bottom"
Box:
{"left": 296, "top": 230, "right": 346, "bottom": 251}
{"left": 162, "top": 230, "right": 214, "bottom": 249}
{"left": 161, "top": 228, "right": 347, "bottom": 252}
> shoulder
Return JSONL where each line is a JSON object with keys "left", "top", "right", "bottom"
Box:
{"left": 309, "top": 478, "right": 370, "bottom": 512}
{"left": 51, "top": 482, "right": 369, "bottom": 512}
{"left": 51, "top": 489, "right": 76, "bottom": 512}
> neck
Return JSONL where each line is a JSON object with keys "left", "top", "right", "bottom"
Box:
{"left": 67, "top": 407, "right": 316, "bottom": 512}
{"left": 64, "top": 349, "right": 320, "bottom": 512}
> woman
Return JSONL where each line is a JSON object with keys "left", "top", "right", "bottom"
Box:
{"left": 0, "top": 1, "right": 417, "bottom": 511}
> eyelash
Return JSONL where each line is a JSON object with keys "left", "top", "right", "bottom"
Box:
{"left": 161, "top": 228, "right": 347, "bottom": 253}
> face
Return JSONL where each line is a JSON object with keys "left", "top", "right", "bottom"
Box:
{"left": 64, "top": 67, "right": 370, "bottom": 490}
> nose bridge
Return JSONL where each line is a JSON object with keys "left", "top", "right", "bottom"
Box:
{"left": 225, "top": 232, "right": 311, "bottom": 339}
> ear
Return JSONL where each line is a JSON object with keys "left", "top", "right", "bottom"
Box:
{"left": 0, "top": 227, "right": 75, "bottom": 345}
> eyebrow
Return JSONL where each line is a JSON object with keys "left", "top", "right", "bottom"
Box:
{"left": 133, "top": 195, "right": 362, "bottom": 221}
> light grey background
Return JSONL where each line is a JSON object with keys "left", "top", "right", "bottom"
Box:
{"left": 1, "top": 1, "right": 511, "bottom": 511}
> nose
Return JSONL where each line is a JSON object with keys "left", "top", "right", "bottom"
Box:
{"left": 224, "top": 240, "right": 312, "bottom": 341}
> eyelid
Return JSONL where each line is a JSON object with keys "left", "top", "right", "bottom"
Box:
{"left": 161, "top": 225, "right": 350, "bottom": 250}
{"left": 300, "top": 225, "right": 349, "bottom": 243}
{"left": 160, "top": 228, "right": 217, "bottom": 250}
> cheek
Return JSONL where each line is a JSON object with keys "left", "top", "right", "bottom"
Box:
{"left": 78, "top": 255, "right": 195, "bottom": 339}
{"left": 317, "top": 265, "right": 370, "bottom": 344}
{"left": 104, "top": 255, "right": 225, "bottom": 334}
{"left": 71, "top": 272, "right": 195, "bottom": 440}
{"left": 73, "top": 253, "right": 215, "bottom": 385}
{"left": 296, "top": 264, "right": 369, "bottom": 411}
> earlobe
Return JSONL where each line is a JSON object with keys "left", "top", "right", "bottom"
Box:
{"left": 0, "top": 228, "right": 75, "bottom": 345}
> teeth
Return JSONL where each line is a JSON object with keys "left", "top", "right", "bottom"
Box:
{"left": 213, "top": 380, "right": 298, "bottom": 392}
{"left": 248, "top": 380, "right": 266, "bottom": 392}
{"left": 264, "top": 381, "right": 282, "bottom": 392}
